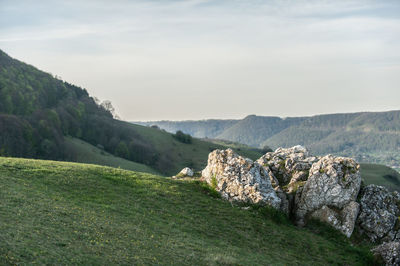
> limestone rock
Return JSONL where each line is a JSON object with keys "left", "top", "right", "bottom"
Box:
{"left": 257, "top": 145, "right": 318, "bottom": 190}
{"left": 310, "top": 201, "right": 360, "bottom": 237}
{"left": 357, "top": 185, "right": 400, "bottom": 242}
{"left": 257, "top": 147, "right": 362, "bottom": 237}
{"left": 179, "top": 167, "right": 194, "bottom": 177}
{"left": 295, "top": 155, "right": 361, "bottom": 237}
{"left": 256, "top": 146, "right": 319, "bottom": 216}
{"left": 372, "top": 241, "right": 400, "bottom": 266}
{"left": 201, "top": 149, "right": 281, "bottom": 208}
{"left": 274, "top": 187, "right": 291, "bottom": 215}
{"left": 172, "top": 167, "right": 194, "bottom": 179}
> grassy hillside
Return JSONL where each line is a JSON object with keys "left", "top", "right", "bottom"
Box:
{"left": 63, "top": 137, "right": 159, "bottom": 174}
{"left": 62, "top": 137, "right": 400, "bottom": 192}
{"left": 0, "top": 49, "right": 262, "bottom": 176}
{"left": 361, "top": 163, "right": 400, "bottom": 191}
{"left": 120, "top": 121, "right": 263, "bottom": 175}
{"left": 0, "top": 157, "right": 374, "bottom": 265}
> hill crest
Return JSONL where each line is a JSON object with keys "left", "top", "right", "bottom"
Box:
{"left": 134, "top": 110, "right": 400, "bottom": 169}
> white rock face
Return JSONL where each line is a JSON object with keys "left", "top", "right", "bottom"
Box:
{"left": 201, "top": 149, "right": 281, "bottom": 208}
{"left": 357, "top": 185, "right": 400, "bottom": 242}
{"left": 310, "top": 201, "right": 360, "bottom": 238}
{"left": 372, "top": 241, "right": 400, "bottom": 266}
{"left": 295, "top": 155, "right": 361, "bottom": 237}
{"left": 172, "top": 167, "right": 194, "bottom": 179}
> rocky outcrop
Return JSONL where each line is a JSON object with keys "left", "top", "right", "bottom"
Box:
{"left": 295, "top": 155, "right": 361, "bottom": 237}
{"left": 357, "top": 185, "right": 400, "bottom": 242}
{"left": 197, "top": 146, "right": 400, "bottom": 262}
{"left": 257, "top": 146, "right": 361, "bottom": 237}
{"left": 201, "top": 149, "right": 281, "bottom": 208}
{"left": 199, "top": 146, "right": 400, "bottom": 240}
{"left": 372, "top": 241, "right": 400, "bottom": 266}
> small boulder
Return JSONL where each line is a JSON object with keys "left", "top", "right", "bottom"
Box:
{"left": 372, "top": 241, "right": 400, "bottom": 266}
{"left": 295, "top": 155, "right": 361, "bottom": 237}
{"left": 201, "top": 149, "right": 281, "bottom": 208}
{"left": 357, "top": 185, "right": 400, "bottom": 242}
{"left": 173, "top": 167, "right": 194, "bottom": 179}
{"left": 179, "top": 167, "right": 194, "bottom": 177}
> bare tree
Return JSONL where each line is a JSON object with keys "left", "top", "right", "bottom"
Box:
{"left": 101, "top": 100, "right": 120, "bottom": 119}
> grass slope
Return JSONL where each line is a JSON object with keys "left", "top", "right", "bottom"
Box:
{"left": 361, "top": 163, "right": 400, "bottom": 191}
{"left": 64, "top": 137, "right": 159, "bottom": 175}
{"left": 124, "top": 121, "right": 263, "bottom": 174}
{"left": 0, "top": 157, "right": 374, "bottom": 265}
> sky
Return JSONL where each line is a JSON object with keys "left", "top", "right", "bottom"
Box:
{"left": 0, "top": 0, "right": 399, "bottom": 121}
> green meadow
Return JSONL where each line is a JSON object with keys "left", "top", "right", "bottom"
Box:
{"left": 0, "top": 157, "right": 375, "bottom": 265}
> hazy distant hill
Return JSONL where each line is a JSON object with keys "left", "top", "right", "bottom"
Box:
{"left": 135, "top": 119, "right": 238, "bottom": 138}
{"left": 217, "top": 115, "right": 306, "bottom": 147}
{"left": 135, "top": 115, "right": 306, "bottom": 146}
{"left": 135, "top": 111, "right": 400, "bottom": 168}
{"left": 264, "top": 111, "right": 400, "bottom": 166}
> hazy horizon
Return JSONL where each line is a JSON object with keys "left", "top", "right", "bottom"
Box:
{"left": 1, "top": 0, "right": 399, "bottom": 120}
{"left": 131, "top": 109, "right": 400, "bottom": 122}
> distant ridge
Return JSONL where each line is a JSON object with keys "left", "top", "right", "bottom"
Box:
{"left": 134, "top": 110, "right": 400, "bottom": 168}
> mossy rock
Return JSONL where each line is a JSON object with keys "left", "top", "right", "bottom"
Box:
{"left": 284, "top": 181, "right": 307, "bottom": 194}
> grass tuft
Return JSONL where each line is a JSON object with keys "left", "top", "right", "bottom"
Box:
{"left": 194, "top": 180, "right": 221, "bottom": 199}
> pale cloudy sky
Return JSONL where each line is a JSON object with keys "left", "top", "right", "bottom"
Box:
{"left": 1, "top": 0, "right": 399, "bottom": 120}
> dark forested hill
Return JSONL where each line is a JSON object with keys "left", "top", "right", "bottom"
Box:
{"left": 0, "top": 49, "right": 112, "bottom": 160}
{"left": 135, "top": 111, "right": 400, "bottom": 168}
{"left": 0, "top": 50, "right": 261, "bottom": 175}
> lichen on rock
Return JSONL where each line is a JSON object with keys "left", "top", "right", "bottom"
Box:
{"left": 372, "top": 241, "right": 400, "bottom": 266}
{"left": 257, "top": 145, "right": 316, "bottom": 189}
{"left": 201, "top": 149, "right": 281, "bottom": 209}
{"left": 294, "top": 155, "right": 361, "bottom": 237}
{"left": 357, "top": 185, "right": 400, "bottom": 242}
{"left": 256, "top": 146, "right": 318, "bottom": 215}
